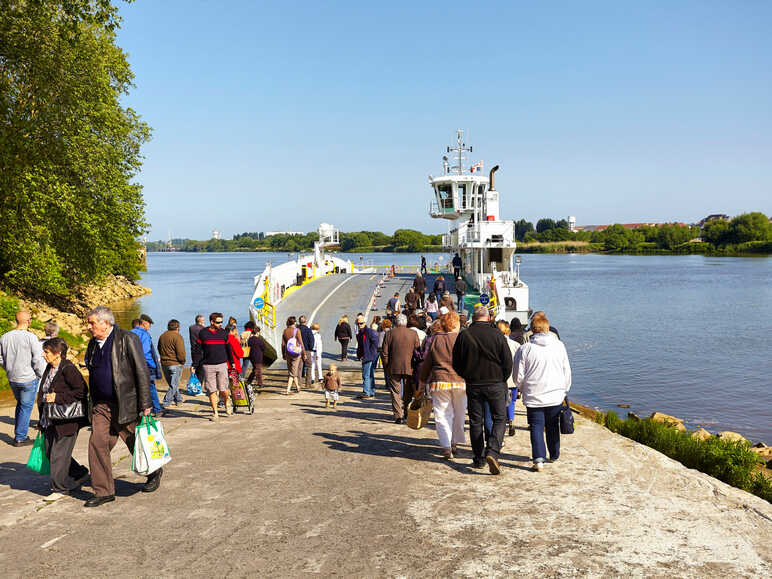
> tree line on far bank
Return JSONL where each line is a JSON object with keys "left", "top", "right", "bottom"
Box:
{"left": 149, "top": 213, "right": 771, "bottom": 256}
{"left": 147, "top": 229, "right": 444, "bottom": 253}
{"left": 516, "top": 212, "right": 772, "bottom": 254}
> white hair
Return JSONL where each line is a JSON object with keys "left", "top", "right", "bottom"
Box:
{"left": 395, "top": 314, "right": 407, "bottom": 327}
{"left": 87, "top": 306, "right": 115, "bottom": 326}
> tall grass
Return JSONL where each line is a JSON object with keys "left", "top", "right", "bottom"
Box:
{"left": 601, "top": 411, "right": 771, "bottom": 503}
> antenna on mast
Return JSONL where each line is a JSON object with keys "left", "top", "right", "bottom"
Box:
{"left": 446, "top": 129, "right": 472, "bottom": 175}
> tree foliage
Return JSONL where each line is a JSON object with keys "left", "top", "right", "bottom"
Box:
{"left": 0, "top": 0, "right": 150, "bottom": 296}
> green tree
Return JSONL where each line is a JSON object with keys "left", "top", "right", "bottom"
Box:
{"left": 728, "top": 212, "right": 770, "bottom": 244}
{"left": 655, "top": 224, "right": 694, "bottom": 250}
{"left": 599, "top": 225, "right": 643, "bottom": 252}
{"left": 515, "top": 219, "right": 534, "bottom": 241}
{"left": 0, "top": 1, "right": 150, "bottom": 296}
{"left": 702, "top": 219, "right": 731, "bottom": 246}
{"left": 536, "top": 218, "right": 556, "bottom": 233}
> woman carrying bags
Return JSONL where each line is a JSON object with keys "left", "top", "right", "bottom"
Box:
{"left": 37, "top": 337, "right": 89, "bottom": 500}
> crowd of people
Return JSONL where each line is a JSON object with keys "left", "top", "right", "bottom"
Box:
{"left": 0, "top": 268, "right": 572, "bottom": 505}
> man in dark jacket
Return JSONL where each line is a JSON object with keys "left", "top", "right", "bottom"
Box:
{"left": 356, "top": 315, "right": 379, "bottom": 400}
{"left": 412, "top": 273, "right": 426, "bottom": 308}
{"left": 189, "top": 314, "right": 205, "bottom": 383}
{"left": 452, "top": 305, "right": 513, "bottom": 474}
{"left": 84, "top": 306, "right": 159, "bottom": 507}
{"left": 382, "top": 314, "right": 420, "bottom": 423}
{"left": 455, "top": 277, "right": 467, "bottom": 313}
{"left": 298, "top": 315, "right": 315, "bottom": 389}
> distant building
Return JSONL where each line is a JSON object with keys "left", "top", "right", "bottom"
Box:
{"left": 697, "top": 214, "right": 730, "bottom": 227}
{"left": 212, "top": 229, "right": 221, "bottom": 240}
{"left": 568, "top": 216, "right": 577, "bottom": 232}
{"left": 265, "top": 231, "right": 304, "bottom": 237}
{"left": 575, "top": 222, "right": 668, "bottom": 232}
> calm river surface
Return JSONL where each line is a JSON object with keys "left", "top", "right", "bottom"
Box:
{"left": 116, "top": 252, "right": 772, "bottom": 442}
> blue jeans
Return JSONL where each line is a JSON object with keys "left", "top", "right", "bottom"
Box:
{"left": 161, "top": 365, "right": 183, "bottom": 407}
{"left": 526, "top": 404, "right": 562, "bottom": 463}
{"left": 10, "top": 379, "right": 38, "bottom": 442}
{"left": 361, "top": 360, "right": 376, "bottom": 396}
{"left": 148, "top": 381, "right": 162, "bottom": 413}
{"left": 507, "top": 387, "right": 517, "bottom": 422}
{"left": 456, "top": 293, "right": 465, "bottom": 312}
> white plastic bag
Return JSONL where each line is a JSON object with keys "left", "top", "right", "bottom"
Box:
{"left": 132, "top": 415, "right": 171, "bottom": 475}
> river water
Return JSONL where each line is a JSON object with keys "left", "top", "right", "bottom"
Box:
{"left": 114, "top": 252, "right": 772, "bottom": 442}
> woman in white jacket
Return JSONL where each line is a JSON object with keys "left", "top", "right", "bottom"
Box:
{"left": 513, "top": 313, "right": 571, "bottom": 472}
{"left": 311, "top": 323, "right": 323, "bottom": 384}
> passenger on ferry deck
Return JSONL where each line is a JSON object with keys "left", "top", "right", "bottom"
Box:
{"left": 420, "top": 255, "right": 427, "bottom": 276}
{"left": 298, "top": 315, "right": 315, "bottom": 389}
{"left": 355, "top": 315, "right": 378, "bottom": 400}
{"left": 310, "top": 323, "right": 323, "bottom": 385}
{"left": 455, "top": 276, "right": 467, "bottom": 312}
{"left": 452, "top": 253, "right": 463, "bottom": 279}
{"left": 433, "top": 275, "right": 446, "bottom": 296}
{"left": 381, "top": 314, "right": 420, "bottom": 424}
{"left": 451, "top": 305, "right": 513, "bottom": 474}
{"left": 334, "top": 315, "right": 352, "bottom": 361}
{"left": 387, "top": 293, "right": 401, "bottom": 315}
{"left": 405, "top": 287, "right": 420, "bottom": 314}
{"left": 412, "top": 273, "right": 426, "bottom": 308}
{"left": 425, "top": 293, "right": 439, "bottom": 320}
{"left": 419, "top": 311, "right": 466, "bottom": 459}
{"left": 513, "top": 312, "right": 571, "bottom": 472}
{"left": 189, "top": 314, "right": 205, "bottom": 383}
{"left": 281, "top": 316, "right": 304, "bottom": 394}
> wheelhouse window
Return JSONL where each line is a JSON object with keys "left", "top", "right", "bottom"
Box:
{"left": 436, "top": 183, "right": 453, "bottom": 209}
{"left": 458, "top": 183, "right": 467, "bottom": 209}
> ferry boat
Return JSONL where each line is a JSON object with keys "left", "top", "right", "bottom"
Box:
{"left": 429, "top": 129, "right": 530, "bottom": 323}
{"left": 248, "top": 130, "right": 530, "bottom": 351}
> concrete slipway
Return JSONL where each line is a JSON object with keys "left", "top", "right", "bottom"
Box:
{"left": 0, "top": 367, "right": 770, "bottom": 578}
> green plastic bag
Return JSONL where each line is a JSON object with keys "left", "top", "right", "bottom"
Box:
{"left": 26, "top": 431, "right": 50, "bottom": 475}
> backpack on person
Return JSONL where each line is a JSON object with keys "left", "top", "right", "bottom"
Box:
{"left": 286, "top": 328, "right": 302, "bottom": 357}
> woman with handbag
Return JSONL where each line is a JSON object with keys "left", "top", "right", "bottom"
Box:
{"left": 418, "top": 311, "right": 466, "bottom": 459}
{"left": 37, "top": 337, "right": 89, "bottom": 500}
{"left": 513, "top": 313, "right": 572, "bottom": 472}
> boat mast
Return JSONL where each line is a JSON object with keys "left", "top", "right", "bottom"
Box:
{"left": 446, "top": 129, "right": 472, "bottom": 175}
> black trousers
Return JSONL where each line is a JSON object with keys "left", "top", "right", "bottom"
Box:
{"left": 467, "top": 382, "right": 508, "bottom": 460}
{"left": 339, "top": 339, "right": 349, "bottom": 360}
{"left": 44, "top": 427, "right": 87, "bottom": 492}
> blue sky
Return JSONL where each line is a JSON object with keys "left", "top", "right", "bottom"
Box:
{"left": 115, "top": 1, "right": 772, "bottom": 240}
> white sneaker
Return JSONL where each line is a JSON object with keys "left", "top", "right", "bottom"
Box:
{"left": 531, "top": 461, "right": 544, "bottom": 472}
{"left": 43, "top": 492, "right": 67, "bottom": 502}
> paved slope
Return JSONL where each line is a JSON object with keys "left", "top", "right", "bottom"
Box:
{"left": 0, "top": 370, "right": 770, "bottom": 577}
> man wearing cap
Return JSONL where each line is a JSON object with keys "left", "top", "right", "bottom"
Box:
{"left": 131, "top": 314, "right": 162, "bottom": 415}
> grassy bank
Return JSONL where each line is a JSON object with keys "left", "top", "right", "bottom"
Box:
{"left": 594, "top": 411, "right": 772, "bottom": 503}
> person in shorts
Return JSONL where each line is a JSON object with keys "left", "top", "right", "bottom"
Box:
{"left": 323, "top": 364, "right": 341, "bottom": 408}
{"left": 195, "top": 312, "right": 234, "bottom": 421}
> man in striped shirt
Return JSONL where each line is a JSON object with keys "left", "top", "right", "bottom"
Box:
{"left": 194, "top": 312, "right": 234, "bottom": 421}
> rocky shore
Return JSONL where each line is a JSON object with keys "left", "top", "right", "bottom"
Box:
{"left": 1, "top": 275, "right": 150, "bottom": 364}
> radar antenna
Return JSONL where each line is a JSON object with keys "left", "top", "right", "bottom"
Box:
{"left": 446, "top": 129, "right": 472, "bottom": 175}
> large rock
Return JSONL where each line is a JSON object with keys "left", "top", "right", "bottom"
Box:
{"left": 691, "top": 428, "right": 713, "bottom": 441}
{"left": 750, "top": 446, "right": 772, "bottom": 461}
{"left": 717, "top": 431, "right": 748, "bottom": 444}
{"left": 650, "top": 412, "right": 686, "bottom": 432}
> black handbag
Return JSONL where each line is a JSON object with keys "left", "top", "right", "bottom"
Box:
{"left": 44, "top": 399, "right": 86, "bottom": 421}
{"left": 559, "top": 398, "right": 574, "bottom": 434}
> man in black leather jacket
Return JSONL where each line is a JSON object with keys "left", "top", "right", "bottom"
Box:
{"left": 84, "top": 306, "right": 160, "bottom": 507}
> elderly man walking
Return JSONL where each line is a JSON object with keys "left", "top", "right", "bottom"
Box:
{"left": 131, "top": 314, "right": 162, "bottom": 415}
{"left": 382, "top": 313, "right": 420, "bottom": 424}
{"left": 0, "top": 311, "right": 46, "bottom": 446}
{"left": 84, "top": 306, "right": 160, "bottom": 507}
{"left": 158, "top": 319, "right": 186, "bottom": 414}
{"left": 452, "top": 305, "right": 513, "bottom": 474}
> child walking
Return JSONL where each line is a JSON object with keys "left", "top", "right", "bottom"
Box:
{"left": 323, "top": 364, "right": 342, "bottom": 408}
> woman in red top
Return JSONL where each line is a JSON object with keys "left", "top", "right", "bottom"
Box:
{"left": 225, "top": 324, "right": 244, "bottom": 414}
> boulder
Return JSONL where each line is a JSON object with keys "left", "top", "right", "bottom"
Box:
{"left": 750, "top": 446, "right": 772, "bottom": 461}
{"left": 650, "top": 412, "right": 686, "bottom": 431}
{"left": 717, "top": 431, "right": 748, "bottom": 444}
{"left": 691, "top": 428, "right": 713, "bottom": 442}
{"left": 617, "top": 404, "right": 631, "bottom": 408}
{"left": 650, "top": 412, "right": 684, "bottom": 424}
{"left": 753, "top": 442, "right": 767, "bottom": 448}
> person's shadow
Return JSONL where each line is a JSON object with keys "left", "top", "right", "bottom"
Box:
{"left": 0, "top": 462, "right": 144, "bottom": 499}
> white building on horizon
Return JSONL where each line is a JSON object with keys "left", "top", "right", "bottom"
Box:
{"left": 212, "top": 229, "right": 221, "bottom": 240}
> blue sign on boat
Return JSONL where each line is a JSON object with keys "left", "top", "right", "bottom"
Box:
{"left": 253, "top": 297, "right": 265, "bottom": 309}
{"left": 479, "top": 293, "right": 489, "bottom": 305}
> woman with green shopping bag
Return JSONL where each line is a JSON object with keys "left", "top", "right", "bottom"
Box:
{"left": 35, "top": 338, "right": 90, "bottom": 501}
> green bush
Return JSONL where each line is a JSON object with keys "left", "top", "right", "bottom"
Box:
{"left": 600, "top": 415, "right": 769, "bottom": 503}
{"left": 0, "top": 294, "right": 19, "bottom": 320}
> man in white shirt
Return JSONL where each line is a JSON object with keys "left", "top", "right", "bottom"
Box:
{"left": 0, "top": 311, "right": 46, "bottom": 446}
